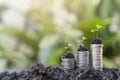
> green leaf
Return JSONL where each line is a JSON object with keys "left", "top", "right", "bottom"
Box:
{"left": 96, "top": 24, "right": 102, "bottom": 30}
{"left": 74, "top": 18, "right": 111, "bottom": 48}
{"left": 90, "top": 29, "right": 95, "bottom": 32}
{"left": 81, "top": 36, "right": 87, "bottom": 40}
{"left": 64, "top": 47, "right": 68, "bottom": 49}
{"left": 68, "top": 43, "right": 73, "bottom": 47}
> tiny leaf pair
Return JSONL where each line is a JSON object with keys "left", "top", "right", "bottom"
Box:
{"left": 91, "top": 24, "right": 102, "bottom": 33}
{"left": 77, "top": 36, "right": 87, "bottom": 44}
{"left": 64, "top": 43, "right": 73, "bottom": 50}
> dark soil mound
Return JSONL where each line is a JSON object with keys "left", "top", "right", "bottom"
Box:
{"left": 92, "top": 38, "right": 102, "bottom": 44}
{"left": 78, "top": 45, "right": 88, "bottom": 51}
{"left": 62, "top": 52, "right": 74, "bottom": 59}
{"left": 0, "top": 63, "right": 120, "bottom": 80}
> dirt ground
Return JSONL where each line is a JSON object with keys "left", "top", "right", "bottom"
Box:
{"left": 0, "top": 63, "right": 120, "bottom": 80}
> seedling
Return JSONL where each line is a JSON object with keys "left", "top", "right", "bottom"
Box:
{"left": 90, "top": 24, "right": 102, "bottom": 38}
{"left": 77, "top": 45, "right": 89, "bottom": 68}
{"left": 77, "top": 36, "right": 89, "bottom": 68}
{"left": 90, "top": 24, "right": 103, "bottom": 71}
{"left": 64, "top": 43, "right": 73, "bottom": 52}
{"left": 77, "top": 36, "right": 87, "bottom": 45}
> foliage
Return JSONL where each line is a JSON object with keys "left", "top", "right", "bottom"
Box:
{"left": 0, "top": 0, "right": 120, "bottom": 69}
{"left": 90, "top": 24, "right": 102, "bottom": 33}
{"left": 0, "top": 42, "right": 30, "bottom": 69}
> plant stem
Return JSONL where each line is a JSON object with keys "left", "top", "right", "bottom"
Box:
{"left": 96, "top": 31, "right": 99, "bottom": 38}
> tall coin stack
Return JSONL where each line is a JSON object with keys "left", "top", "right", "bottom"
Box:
{"left": 91, "top": 38, "right": 103, "bottom": 71}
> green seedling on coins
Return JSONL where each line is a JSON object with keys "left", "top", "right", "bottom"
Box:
{"left": 90, "top": 24, "right": 103, "bottom": 37}
{"left": 62, "top": 44, "right": 75, "bottom": 71}
{"left": 77, "top": 36, "right": 89, "bottom": 68}
{"left": 90, "top": 24, "right": 103, "bottom": 71}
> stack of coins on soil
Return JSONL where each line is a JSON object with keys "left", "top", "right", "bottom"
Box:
{"left": 77, "top": 45, "right": 89, "bottom": 68}
{"left": 91, "top": 38, "right": 103, "bottom": 71}
{"left": 61, "top": 52, "right": 75, "bottom": 71}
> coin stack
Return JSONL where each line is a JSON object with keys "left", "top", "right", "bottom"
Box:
{"left": 91, "top": 38, "right": 103, "bottom": 71}
{"left": 61, "top": 52, "right": 75, "bottom": 71}
{"left": 77, "top": 45, "right": 89, "bottom": 68}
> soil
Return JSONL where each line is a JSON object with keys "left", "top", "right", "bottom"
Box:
{"left": 62, "top": 53, "right": 74, "bottom": 58}
{"left": 92, "top": 38, "right": 102, "bottom": 44}
{"left": 0, "top": 63, "right": 120, "bottom": 80}
{"left": 78, "top": 45, "right": 88, "bottom": 51}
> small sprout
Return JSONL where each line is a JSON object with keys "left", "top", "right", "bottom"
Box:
{"left": 64, "top": 43, "right": 73, "bottom": 52}
{"left": 90, "top": 24, "right": 103, "bottom": 38}
{"left": 90, "top": 24, "right": 103, "bottom": 33}
{"left": 77, "top": 36, "right": 87, "bottom": 45}
{"left": 91, "top": 29, "right": 95, "bottom": 32}
{"left": 64, "top": 47, "right": 68, "bottom": 49}
{"left": 96, "top": 24, "right": 102, "bottom": 30}
{"left": 68, "top": 43, "right": 73, "bottom": 47}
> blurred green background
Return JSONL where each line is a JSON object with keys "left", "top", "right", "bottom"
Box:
{"left": 0, "top": 0, "right": 120, "bottom": 70}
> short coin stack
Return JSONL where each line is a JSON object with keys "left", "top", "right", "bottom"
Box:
{"left": 77, "top": 45, "right": 89, "bottom": 68}
{"left": 61, "top": 53, "right": 75, "bottom": 71}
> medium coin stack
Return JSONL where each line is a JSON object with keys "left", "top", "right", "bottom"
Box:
{"left": 91, "top": 38, "right": 103, "bottom": 71}
{"left": 61, "top": 52, "right": 75, "bottom": 70}
{"left": 77, "top": 45, "right": 89, "bottom": 68}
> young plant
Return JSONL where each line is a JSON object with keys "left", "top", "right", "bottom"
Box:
{"left": 61, "top": 43, "right": 75, "bottom": 71}
{"left": 90, "top": 24, "right": 102, "bottom": 38}
{"left": 77, "top": 36, "right": 89, "bottom": 68}
{"left": 61, "top": 52, "right": 75, "bottom": 71}
{"left": 77, "top": 36, "right": 87, "bottom": 45}
{"left": 64, "top": 43, "right": 73, "bottom": 52}
{"left": 90, "top": 24, "right": 103, "bottom": 71}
